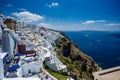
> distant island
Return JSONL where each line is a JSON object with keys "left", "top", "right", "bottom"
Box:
{"left": 109, "top": 33, "right": 120, "bottom": 38}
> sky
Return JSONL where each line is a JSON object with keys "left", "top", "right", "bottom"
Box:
{"left": 0, "top": 0, "right": 120, "bottom": 31}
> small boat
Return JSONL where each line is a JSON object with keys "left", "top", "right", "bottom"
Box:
{"left": 96, "top": 39, "right": 100, "bottom": 42}
{"left": 84, "top": 34, "right": 88, "bottom": 38}
{"left": 116, "top": 58, "right": 120, "bottom": 61}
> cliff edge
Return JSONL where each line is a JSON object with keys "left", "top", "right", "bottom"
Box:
{"left": 55, "top": 31, "right": 100, "bottom": 80}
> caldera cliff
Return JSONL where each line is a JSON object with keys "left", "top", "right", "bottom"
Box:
{"left": 55, "top": 31, "right": 100, "bottom": 80}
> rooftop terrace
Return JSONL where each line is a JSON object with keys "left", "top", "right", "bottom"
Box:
{"left": 93, "top": 66, "right": 120, "bottom": 80}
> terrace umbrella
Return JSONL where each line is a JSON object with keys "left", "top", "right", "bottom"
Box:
{"left": 7, "top": 65, "right": 20, "bottom": 72}
{"left": 15, "top": 53, "right": 23, "bottom": 56}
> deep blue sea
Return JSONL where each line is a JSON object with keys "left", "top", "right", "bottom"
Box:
{"left": 64, "top": 31, "right": 120, "bottom": 69}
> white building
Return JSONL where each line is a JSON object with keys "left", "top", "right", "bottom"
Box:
{"left": 1, "top": 29, "right": 16, "bottom": 53}
{"left": 0, "top": 12, "right": 4, "bottom": 26}
{"left": 2, "top": 78, "right": 40, "bottom": 80}
{"left": 20, "top": 56, "right": 43, "bottom": 77}
{"left": 92, "top": 66, "right": 120, "bottom": 80}
{"left": 0, "top": 53, "right": 8, "bottom": 79}
{"left": 0, "top": 12, "right": 4, "bottom": 39}
{"left": 45, "top": 54, "right": 67, "bottom": 73}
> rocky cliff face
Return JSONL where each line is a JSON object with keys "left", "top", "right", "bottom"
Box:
{"left": 55, "top": 32, "right": 100, "bottom": 80}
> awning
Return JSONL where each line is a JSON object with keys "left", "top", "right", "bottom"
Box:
{"left": 7, "top": 65, "right": 20, "bottom": 72}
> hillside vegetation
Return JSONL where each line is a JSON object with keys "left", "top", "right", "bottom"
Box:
{"left": 55, "top": 32, "right": 99, "bottom": 80}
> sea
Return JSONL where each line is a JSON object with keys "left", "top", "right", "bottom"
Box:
{"left": 64, "top": 31, "right": 120, "bottom": 69}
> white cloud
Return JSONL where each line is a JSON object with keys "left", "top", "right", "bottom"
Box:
{"left": 104, "top": 23, "right": 120, "bottom": 26}
{"left": 6, "top": 4, "right": 13, "bottom": 7}
{"left": 38, "top": 23, "right": 52, "bottom": 28}
{"left": 20, "top": 8, "right": 27, "bottom": 11}
{"left": 83, "top": 20, "right": 95, "bottom": 24}
{"left": 82, "top": 20, "right": 106, "bottom": 24}
{"left": 6, "top": 16, "right": 15, "bottom": 20}
{"left": 58, "top": 25, "right": 65, "bottom": 29}
{"left": 12, "top": 11, "right": 44, "bottom": 23}
{"left": 46, "top": 2, "right": 59, "bottom": 8}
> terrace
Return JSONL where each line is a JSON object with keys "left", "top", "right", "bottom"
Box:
{"left": 93, "top": 66, "right": 120, "bottom": 80}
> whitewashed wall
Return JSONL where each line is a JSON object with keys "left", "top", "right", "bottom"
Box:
{"left": 0, "top": 57, "right": 4, "bottom": 79}
{"left": 21, "top": 60, "right": 43, "bottom": 76}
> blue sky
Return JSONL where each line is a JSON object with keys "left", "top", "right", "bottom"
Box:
{"left": 0, "top": 0, "right": 120, "bottom": 31}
